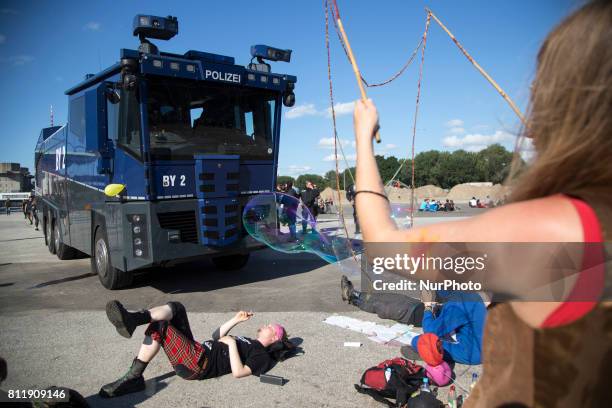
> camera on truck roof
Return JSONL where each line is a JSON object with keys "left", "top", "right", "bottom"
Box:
{"left": 251, "top": 45, "right": 292, "bottom": 63}
{"left": 133, "top": 14, "right": 178, "bottom": 41}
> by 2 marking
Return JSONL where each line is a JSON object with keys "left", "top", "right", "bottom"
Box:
{"left": 162, "top": 174, "right": 186, "bottom": 187}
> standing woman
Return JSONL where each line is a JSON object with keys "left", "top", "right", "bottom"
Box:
{"left": 352, "top": 1, "right": 611, "bottom": 406}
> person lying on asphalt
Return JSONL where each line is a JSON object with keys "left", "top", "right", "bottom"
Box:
{"left": 99, "top": 300, "right": 294, "bottom": 398}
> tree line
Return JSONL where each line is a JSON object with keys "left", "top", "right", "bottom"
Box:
{"left": 278, "top": 144, "right": 515, "bottom": 190}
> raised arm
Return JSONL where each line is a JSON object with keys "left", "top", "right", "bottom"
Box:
{"left": 213, "top": 311, "right": 253, "bottom": 340}
{"left": 352, "top": 99, "right": 584, "bottom": 309}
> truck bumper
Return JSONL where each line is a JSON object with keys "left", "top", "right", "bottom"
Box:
{"left": 115, "top": 199, "right": 264, "bottom": 271}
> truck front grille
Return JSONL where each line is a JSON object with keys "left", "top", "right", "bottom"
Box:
{"left": 157, "top": 211, "right": 198, "bottom": 243}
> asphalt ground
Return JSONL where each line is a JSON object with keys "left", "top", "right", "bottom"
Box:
{"left": 0, "top": 209, "right": 483, "bottom": 407}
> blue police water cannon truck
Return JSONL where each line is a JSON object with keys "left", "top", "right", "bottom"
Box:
{"left": 34, "top": 15, "right": 297, "bottom": 289}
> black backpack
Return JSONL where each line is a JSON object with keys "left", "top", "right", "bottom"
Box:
{"left": 354, "top": 357, "right": 425, "bottom": 407}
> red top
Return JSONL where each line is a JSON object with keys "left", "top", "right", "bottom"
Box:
{"left": 541, "top": 196, "right": 604, "bottom": 328}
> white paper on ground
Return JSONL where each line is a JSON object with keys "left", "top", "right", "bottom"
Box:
{"left": 323, "top": 315, "right": 421, "bottom": 346}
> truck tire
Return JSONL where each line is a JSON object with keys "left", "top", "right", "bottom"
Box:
{"left": 92, "top": 226, "right": 133, "bottom": 289}
{"left": 53, "top": 221, "right": 78, "bottom": 260}
{"left": 44, "top": 216, "right": 53, "bottom": 253}
{"left": 212, "top": 253, "right": 250, "bottom": 271}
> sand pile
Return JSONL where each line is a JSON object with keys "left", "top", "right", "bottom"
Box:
{"left": 320, "top": 183, "right": 510, "bottom": 204}
{"left": 320, "top": 187, "right": 347, "bottom": 202}
{"left": 415, "top": 185, "right": 446, "bottom": 200}
{"left": 446, "top": 183, "right": 510, "bottom": 201}
{"left": 383, "top": 185, "right": 447, "bottom": 203}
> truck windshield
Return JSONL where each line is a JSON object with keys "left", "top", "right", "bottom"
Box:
{"left": 147, "top": 78, "right": 276, "bottom": 161}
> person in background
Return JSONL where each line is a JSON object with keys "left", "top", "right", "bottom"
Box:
{"left": 427, "top": 200, "right": 438, "bottom": 212}
{"left": 469, "top": 197, "right": 477, "bottom": 208}
{"left": 300, "top": 181, "right": 320, "bottom": 233}
{"left": 4, "top": 198, "right": 9, "bottom": 215}
{"left": 351, "top": 1, "right": 612, "bottom": 405}
{"left": 443, "top": 199, "right": 452, "bottom": 212}
{"left": 30, "top": 197, "right": 39, "bottom": 231}
{"left": 282, "top": 181, "right": 300, "bottom": 239}
{"left": 419, "top": 198, "right": 429, "bottom": 211}
{"left": 25, "top": 197, "right": 33, "bottom": 224}
{"left": 345, "top": 183, "right": 360, "bottom": 234}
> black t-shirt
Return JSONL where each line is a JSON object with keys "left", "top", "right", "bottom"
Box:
{"left": 301, "top": 188, "right": 320, "bottom": 207}
{"left": 200, "top": 336, "right": 274, "bottom": 379}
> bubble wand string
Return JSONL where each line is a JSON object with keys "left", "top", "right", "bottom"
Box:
{"left": 425, "top": 8, "right": 526, "bottom": 125}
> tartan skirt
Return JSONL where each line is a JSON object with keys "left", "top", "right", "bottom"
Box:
{"left": 145, "top": 302, "right": 207, "bottom": 380}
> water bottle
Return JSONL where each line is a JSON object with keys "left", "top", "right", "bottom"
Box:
{"left": 384, "top": 367, "right": 392, "bottom": 382}
{"left": 448, "top": 384, "right": 456, "bottom": 408}
{"left": 420, "top": 377, "right": 431, "bottom": 393}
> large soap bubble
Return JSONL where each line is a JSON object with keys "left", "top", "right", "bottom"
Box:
{"left": 242, "top": 192, "right": 362, "bottom": 270}
{"left": 390, "top": 203, "right": 414, "bottom": 229}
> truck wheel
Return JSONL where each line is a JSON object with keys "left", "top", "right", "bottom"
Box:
{"left": 54, "top": 221, "right": 78, "bottom": 260}
{"left": 92, "top": 226, "right": 133, "bottom": 290}
{"left": 43, "top": 216, "right": 49, "bottom": 248}
{"left": 47, "top": 218, "right": 56, "bottom": 254}
{"left": 212, "top": 253, "right": 250, "bottom": 271}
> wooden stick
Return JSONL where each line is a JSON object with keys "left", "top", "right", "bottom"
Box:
{"left": 426, "top": 8, "right": 526, "bottom": 125}
{"left": 335, "top": 18, "right": 382, "bottom": 143}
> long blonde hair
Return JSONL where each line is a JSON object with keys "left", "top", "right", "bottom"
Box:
{"left": 509, "top": 0, "right": 612, "bottom": 202}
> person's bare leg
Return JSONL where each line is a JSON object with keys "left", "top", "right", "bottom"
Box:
{"left": 137, "top": 335, "right": 161, "bottom": 363}
{"left": 148, "top": 305, "right": 173, "bottom": 322}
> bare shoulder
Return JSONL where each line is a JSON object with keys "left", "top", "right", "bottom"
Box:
{"left": 406, "top": 194, "right": 583, "bottom": 242}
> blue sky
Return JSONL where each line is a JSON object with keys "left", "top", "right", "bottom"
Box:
{"left": 0, "top": 0, "right": 576, "bottom": 176}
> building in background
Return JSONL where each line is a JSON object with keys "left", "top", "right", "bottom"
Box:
{"left": 0, "top": 163, "right": 33, "bottom": 193}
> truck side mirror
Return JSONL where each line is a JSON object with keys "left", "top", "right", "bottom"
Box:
{"left": 283, "top": 92, "right": 295, "bottom": 107}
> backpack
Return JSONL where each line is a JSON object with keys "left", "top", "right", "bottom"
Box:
{"left": 354, "top": 357, "right": 426, "bottom": 407}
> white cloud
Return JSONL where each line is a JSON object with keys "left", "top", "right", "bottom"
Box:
{"left": 517, "top": 137, "right": 536, "bottom": 162}
{"left": 323, "top": 153, "right": 357, "bottom": 162}
{"left": 0, "top": 55, "right": 34, "bottom": 65}
{"left": 285, "top": 101, "right": 355, "bottom": 120}
{"left": 443, "top": 130, "right": 514, "bottom": 151}
{"left": 326, "top": 101, "right": 354, "bottom": 117}
{"left": 448, "top": 127, "right": 465, "bottom": 135}
{"left": 0, "top": 34, "right": 6, "bottom": 44}
{"left": 445, "top": 119, "right": 464, "bottom": 128}
{"left": 385, "top": 144, "right": 398, "bottom": 150}
{"left": 281, "top": 165, "right": 312, "bottom": 176}
{"left": 84, "top": 22, "right": 101, "bottom": 31}
{"left": 317, "top": 137, "right": 355, "bottom": 149}
{"left": 285, "top": 103, "right": 318, "bottom": 119}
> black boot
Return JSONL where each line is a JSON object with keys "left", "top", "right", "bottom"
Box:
{"left": 99, "top": 358, "right": 147, "bottom": 398}
{"left": 106, "top": 300, "right": 151, "bottom": 339}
